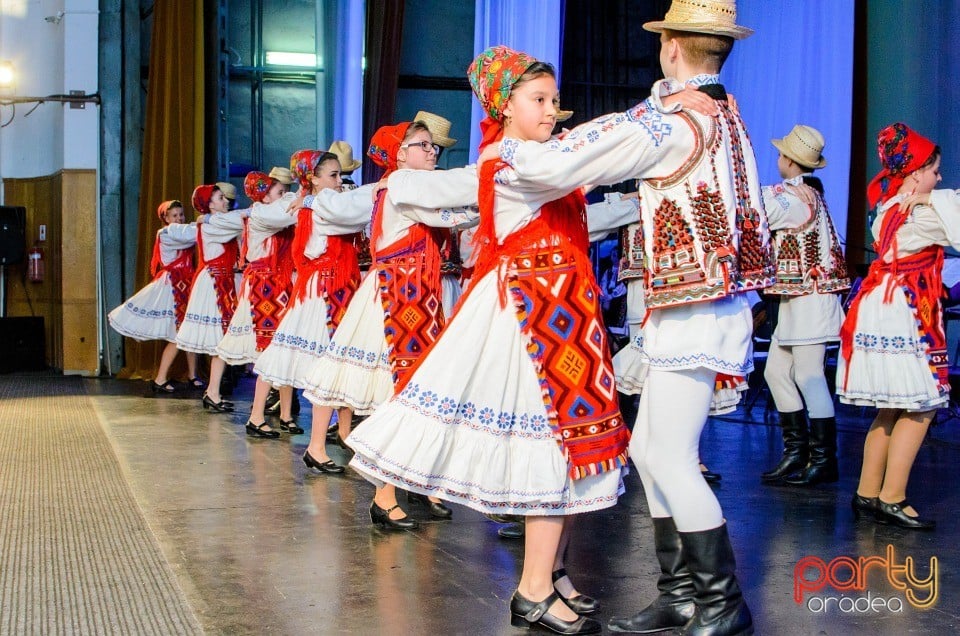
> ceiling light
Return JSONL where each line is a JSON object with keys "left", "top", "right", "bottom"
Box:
{"left": 265, "top": 52, "right": 317, "bottom": 67}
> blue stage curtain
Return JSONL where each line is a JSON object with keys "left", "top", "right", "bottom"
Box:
{"left": 329, "top": 0, "right": 366, "bottom": 184}
{"left": 866, "top": 1, "right": 960, "bottom": 211}
{"left": 469, "top": 0, "right": 564, "bottom": 162}
{"left": 720, "top": 0, "right": 855, "bottom": 241}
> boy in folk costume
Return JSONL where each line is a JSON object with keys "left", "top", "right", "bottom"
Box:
{"left": 328, "top": 141, "right": 362, "bottom": 191}
{"left": 216, "top": 169, "right": 300, "bottom": 437}
{"left": 253, "top": 151, "right": 373, "bottom": 464}
{"left": 302, "top": 122, "right": 477, "bottom": 521}
{"left": 108, "top": 200, "right": 203, "bottom": 392}
{"left": 759, "top": 125, "right": 850, "bottom": 487}
{"left": 840, "top": 123, "right": 955, "bottom": 531}
{"left": 484, "top": 2, "right": 771, "bottom": 633}
{"left": 176, "top": 185, "right": 248, "bottom": 411}
{"left": 348, "top": 48, "right": 629, "bottom": 635}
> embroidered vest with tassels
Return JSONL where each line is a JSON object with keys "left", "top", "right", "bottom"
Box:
{"left": 632, "top": 86, "right": 775, "bottom": 309}
{"left": 767, "top": 178, "right": 850, "bottom": 296}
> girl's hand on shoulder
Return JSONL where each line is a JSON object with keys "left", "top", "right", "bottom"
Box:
{"left": 901, "top": 192, "right": 931, "bottom": 213}
{"left": 477, "top": 142, "right": 501, "bottom": 169}
{"left": 371, "top": 178, "right": 388, "bottom": 202}
{"left": 286, "top": 191, "right": 306, "bottom": 215}
{"left": 786, "top": 183, "right": 817, "bottom": 207}
{"left": 663, "top": 87, "right": 718, "bottom": 117}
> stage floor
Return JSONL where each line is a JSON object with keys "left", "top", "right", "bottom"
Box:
{"left": 2, "top": 371, "right": 957, "bottom": 634}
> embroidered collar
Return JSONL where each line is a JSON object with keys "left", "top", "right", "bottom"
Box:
{"left": 685, "top": 74, "right": 720, "bottom": 87}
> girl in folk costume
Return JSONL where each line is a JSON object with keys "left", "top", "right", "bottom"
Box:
{"left": 108, "top": 200, "right": 202, "bottom": 392}
{"left": 253, "top": 151, "right": 373, "bottom": 456}
{"left": 483, "top": 4, "right": 772, "bottom": 630}
{"left": 303, "top": 122, "right": 477, "bottom": 515}
{"left": 216, "top": 169, "right": 298, "bottom": 438}
{"left": 176, "top": 185, "right": 247, "bottom": 412}
{"left": 840, "top": 123, "right": 954, "bottom": 531}
{"left": 759, "top": 125, "right": 850, "bottom": 487}
{"left": 348, "top": 47, "right": 629, "bottom": 635}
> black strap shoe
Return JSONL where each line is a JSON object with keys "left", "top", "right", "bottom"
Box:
{"left": 245, "top": 420, "right": 280, "bottom": 439}
{"left": 369, "top": 502, "right": 418, "bottom": 530}
{"left": 302, "top": 450, "right": 344, "bottom": 473}
{"left": 280, "top": 419, "right": 305, "bottom": 434}
{"left": 875, "top": 499, "right": 935, "bottom": 530}
{"left": 510, "top": 590, "right": 601, "bottom": 634}
{"left": 553, "top": 568, "right": 599, "bottom": 615}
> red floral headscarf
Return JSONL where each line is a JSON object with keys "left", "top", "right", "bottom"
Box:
{"left": 367, "top": 123, "right": 411, "bottom": 176}
{"left": 290, "top": 149, "right": 323, "bottom": 190}
{"left": 243, "top": 171, "right": 271, "bottom": 203}
{"left": 156, "top": 199, "right": 182, "bottom": 222}
{"left": 191, "top": 185, "right": 219, "bottom": 214}
{"left": 867, "top": 123, "right": 938, "bottom": 207}
{"left": 468, "top": 45, "right": 537, "bottom": 122}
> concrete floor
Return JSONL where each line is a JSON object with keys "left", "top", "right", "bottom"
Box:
{"left": 61, "top": 374, "right": 960, "bottom": 634}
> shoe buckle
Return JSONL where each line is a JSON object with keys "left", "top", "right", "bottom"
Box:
{"left": 525, "top": 604, "right": 546, "bottom": 622}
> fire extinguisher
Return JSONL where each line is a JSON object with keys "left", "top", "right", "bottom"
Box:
{"left": 28, "top": 242, "right": 44, "bottom": 283}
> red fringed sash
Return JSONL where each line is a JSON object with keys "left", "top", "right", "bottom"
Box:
{"left": 149, "top": 235, "right": 197, "bottom": 329}
{"left": 400, "top": 142, "right": 627, "bottom": 479}
{"left": 840, "top": 204, "right": 947, "bottom": 390}
{"left": 371, "top": 191, "right": 446, "bottom": 387}
{"left": 196, "top": 229, "right": 240, "bottom": 334}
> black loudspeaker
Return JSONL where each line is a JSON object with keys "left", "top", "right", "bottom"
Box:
{"left": 0, "top": 206, "right": 26, "bottom": 265}
{"left": 0, "top": 316, "right": 45, "bottom": 372}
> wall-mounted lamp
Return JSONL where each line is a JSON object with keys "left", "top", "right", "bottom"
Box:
{"left": 0, "top": 61, "right": 15, "bottom": 91}
{"left": 264, "top": 51, "right": 318, "bottom": 68}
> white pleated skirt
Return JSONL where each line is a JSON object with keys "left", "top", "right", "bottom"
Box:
{"left": 348, "top": 270, "right": 624, "bottom": 516}
{"left": 837, "top": 276, "right": 947, "bottom": 411}
{"left": 302, "top": 272, "right": 394, "bottom": 414}
{"left": 108, "top": 274, "right": 178, "bottom": 343}
{"left": 175, "top": 268, "right": 240, "bottom": 355}
{"left": 255, "top": 274, "right": 334, "bottom": 389}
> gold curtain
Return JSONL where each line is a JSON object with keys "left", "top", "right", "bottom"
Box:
{"left": 117, "top": 0, "right": 206, "bottom": 380}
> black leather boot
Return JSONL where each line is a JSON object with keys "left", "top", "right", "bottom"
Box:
{"left": 677, "top": 524, "right": 753, "bottom": 636}
{"left": 760, "top": 410, "right": 808, "bottom": 482}
{"left": 608, "top": 517, "right": 695, "bottom": 633}
{"left": 783, "top": 417, "right": 838, "bottom": 486}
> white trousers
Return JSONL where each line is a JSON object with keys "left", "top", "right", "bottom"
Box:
{"left": 630, "top": 367, "right": 723, "bottom": 532}
{"left": 763, "top": 343, "right": 835, "bottom": 418}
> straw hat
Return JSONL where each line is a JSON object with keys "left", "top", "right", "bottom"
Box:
{"left": 215, "top": 181, "right": 237, "bottom": 201}
{"left": 413, "top": 110, "right": 457, "bottom": 148}
{"left": 268, "top": 167, "right": 294, "bottom": 185}
{"left": 643, "top": 0, "right": 754, "bottom": 40}
{"left": 327, "top": 141, "right": 362, "bottom": 173}
{"left": 771, "top": 125, "right": 827, "bottom": 170}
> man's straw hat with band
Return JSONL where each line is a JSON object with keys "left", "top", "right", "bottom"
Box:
{"left": 643, "top": 0, "right": 754, "bottom": 40}
{"left": 413, "top": 111, "right": 457, "bottom": 148}
{"left": 772, "top": 125, "right": 827, "bottom": 170}
{"left": 215, "top": 181, "right": 237, "bottom": 201}
{"left": 327, "top": 141, "right": 362, "bottom": 173}
{"left": 268, "top": 167, "right": 294, "bottom": 185}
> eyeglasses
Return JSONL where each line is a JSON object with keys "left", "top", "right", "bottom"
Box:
{"left": 401, "top": 141, "right": 440, "bottom": 155}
